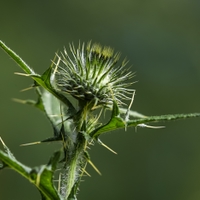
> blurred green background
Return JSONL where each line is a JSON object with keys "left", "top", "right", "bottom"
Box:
{"left": 0, "top": 0, "right": 200, "bottom": 199}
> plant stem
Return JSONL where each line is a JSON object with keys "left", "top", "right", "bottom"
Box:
{"left": 59, "top": 133, "right": 86, "bottom": 200}
{"left": 65, "top": 150, "right": 80, "bottom": 199}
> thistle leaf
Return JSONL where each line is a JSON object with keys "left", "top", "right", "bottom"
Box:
{"left": 0, "top": 40, "right": 75, "bottom": 113}
{"left": 127, "top": 113, "right": 200, "bottom": 126}
{"left": 90, "top": 101, "right": 200, "bottom": 138}
{"left": 29, "top": 151, "right": 62, "bottom": 200}
{"left": 0, "top": 138, "right": 62, "bottom": 200}
{"left": 0, "top": 40, "right": 36, "bottom": 75}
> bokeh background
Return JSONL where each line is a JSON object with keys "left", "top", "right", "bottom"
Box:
{"left": 0, "top": 1, "right": 200, "bottom": 200}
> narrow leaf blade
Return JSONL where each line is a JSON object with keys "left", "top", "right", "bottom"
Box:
{"left": 0, "top": 40, "right": 36, "bottom": 75}
{"left": 91, "top": 112, "right": 200, "bottom": 137}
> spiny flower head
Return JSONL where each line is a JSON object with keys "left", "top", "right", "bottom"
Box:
{"left": 54, "top": 42, "right": 134, "bottom": 108}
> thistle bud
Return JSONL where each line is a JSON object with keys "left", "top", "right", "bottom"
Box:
{"left": 54, "top": 42, "right": 134, "bottom": 109}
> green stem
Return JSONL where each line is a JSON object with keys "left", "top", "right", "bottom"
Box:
{"left": 60, "top": 137, "right": 86, "bottom": 200}
{"left": 65, "top": 151, "right": 80, "bottom": 199}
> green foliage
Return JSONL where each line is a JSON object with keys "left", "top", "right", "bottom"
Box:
{"left": 0, "top": 137, "right": 62, "bottom": 200}
{"left": 0, "top": 40, "right": 199, "bottom": 200}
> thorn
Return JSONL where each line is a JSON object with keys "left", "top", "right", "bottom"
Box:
{"left": 81, "top": 168, "right": 91, "bottom": 177}
{"left": 20, "top": 141, "right": 42, "bottom": 146}
{"left": 20, "top": 86, "right": 34, "bottom": 92}
{"left": 12, "top": 98, "right": 36, "bottom": 106}
{"left": 14, "top": 72, "right": 31, "bottom": 76}
{"left": 87, "top": 159, "right": 101, "bottom": 175}
{"left": 137, "top": 123, "right": 165, "bottom": 129}
{"left": 125, "top": 90, "right": 136, "bottom": 122}
{"left": 0, "top": 137, "right": 6, "bottom": 146}
{"left": 125, "top": 90, "right": 136, "bottom": 131}
{"left": 98, "top": 139, "right": 117, "bottom": 154}
{"left": 52, "top": 56, "right": 61, "bottom": 76}
{"left": 0, "top": 137, "right": 15, "bottom": 159}
{"left": 12, "top": 98, "right": 27, "bottom": 103}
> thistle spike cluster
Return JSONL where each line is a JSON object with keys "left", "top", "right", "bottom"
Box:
{"left": 54, "top": 42, "right": 135, "bottom": 108}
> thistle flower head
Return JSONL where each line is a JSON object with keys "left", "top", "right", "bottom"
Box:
{"left": 54, "top": 42, "right": 134, "bottom": 108}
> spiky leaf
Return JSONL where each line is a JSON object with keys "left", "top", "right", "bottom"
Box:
{"left": 0, "top": 139, "right": 62, "bottom": 200}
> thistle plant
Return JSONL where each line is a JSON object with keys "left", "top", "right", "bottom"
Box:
{"left": 0, "top": 40, "right": 199, "bottom": 200}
